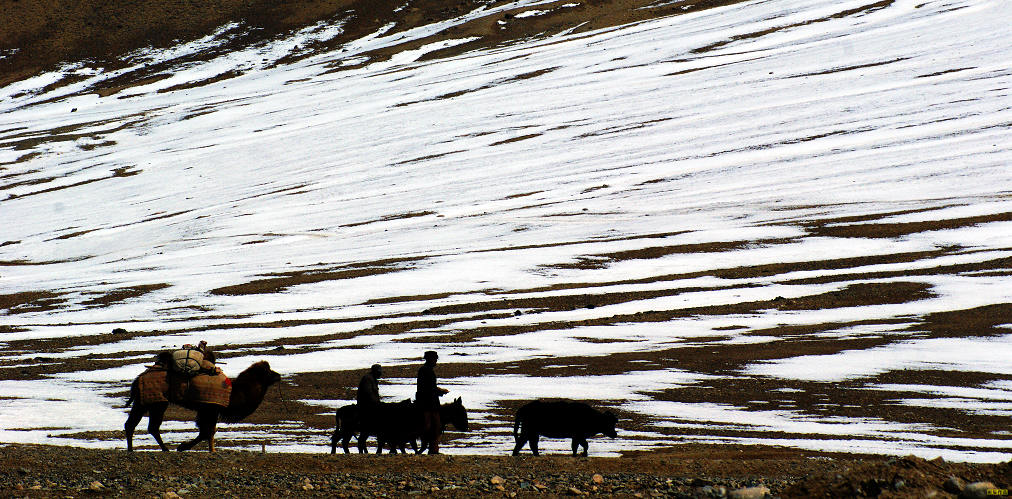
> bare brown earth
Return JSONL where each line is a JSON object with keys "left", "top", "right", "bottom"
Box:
{"left": 0, "top": 0, "right": 749, "bottom": 90}
{"left": 0, "top": 443, "right": 1008, "bottom": 498}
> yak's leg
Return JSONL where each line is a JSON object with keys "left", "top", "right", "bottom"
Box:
{"left": 572, "top": 436, "right": 589, "bottom": 457}
{"left": 512, "top": 432, "right": 528, "bottom": 456}
{"left": 178, "top": 408, "right": 217, "bottom": 452}
{"left": 146, "top": 403, "right": 170, "bottom": 452}
{"left": 529, "top": 434, "right": 540, "bottom": 456}
{"left": 124, "top": 403, "right": 148, "bottom": 452}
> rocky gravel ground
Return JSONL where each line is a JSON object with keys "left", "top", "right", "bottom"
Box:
{"left": 1, "top": 444, "right": 1008, "bottom": 498}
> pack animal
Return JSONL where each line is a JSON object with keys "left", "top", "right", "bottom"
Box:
{"left": 330, "top": 400, "right": 417, "bottom": 454}
{"left": 330, "top": 403, "right": 364, "bottom": 454}
{"left": 125, "top": 358, "right": 281, "bottom": 451}
{"left": 330, "top": 397, "right": 469, "bottom": 454}
{"left": 512, "top": 400, "right": 617, "bottom": 456}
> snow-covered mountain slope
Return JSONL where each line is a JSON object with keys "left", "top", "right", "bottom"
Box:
{"left": 1, "top": 0, "right": 1011, "bottom": 460}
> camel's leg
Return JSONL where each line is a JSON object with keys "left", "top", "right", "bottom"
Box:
{"left": 124, "top": 403, "right": 148, "bottom": 452}
{"left": 178, "top": 408, "right": 217, "bottom": 452}
{"left": 146, "top": 403, "right": 170, "bottom": 452}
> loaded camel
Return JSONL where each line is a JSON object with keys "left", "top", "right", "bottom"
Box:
{"left": 125, "top": 353, "right": 281, "bottom": 452}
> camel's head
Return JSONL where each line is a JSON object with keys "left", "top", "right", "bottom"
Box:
{"left": 239, "top": 360, "right": 282, "bottom": 387}
{"left": 220, "top": 361, "right": 283, "bottom": 424}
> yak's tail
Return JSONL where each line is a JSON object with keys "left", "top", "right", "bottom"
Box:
{"left": 513, "top": 410, "right": 522, "bottom": 438}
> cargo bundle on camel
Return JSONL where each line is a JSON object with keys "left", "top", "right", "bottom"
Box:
{"left": 124, "top": 343, "right": 281, "bottom": 452}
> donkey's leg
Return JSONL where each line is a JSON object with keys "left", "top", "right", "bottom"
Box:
{"left": 124, "top": 403, "right": 148, "bottom": 452}
{"left": 331, "top": 412, "right": 343, "bottom": 455}
{"left": 348, "top": 429, "right": 360, "bottom": 453}
{"left": 146, "top": 403, "right": 170, "bottom": 452}
{"left": 342, "top": 431, "right": 353, "bottom": 454}
{"left": 358, "top": 430, "right": 370, "bottom": 454}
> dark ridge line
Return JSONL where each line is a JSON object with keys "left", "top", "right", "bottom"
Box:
{"left": 917, "top": 67, "right": 975, "bottom": 78}
{"left": 805, "top": 211, "right": 1012, "bottom": 239}
{"left": 786, "top": 57, "right": 909, "bottom": 79}
{"left": 489, "top": 132, "right": 542, "bottom": 146}
{"left": 500, "top": 248, "right": 955, "bottom": 295}
{"left": 391, "top": 150, "right": 467, "bottom": 166}
{"left": 339, "top": 210, "right": 438, "bottom": 228}
{"left": 209, "top": 265, "right": 411, "bottom": 296}
{"left": 691, "top": 0, "right": 895, "bottom": 54}
{"left": 79, "top": 283, "right": 171, "bottom": 308}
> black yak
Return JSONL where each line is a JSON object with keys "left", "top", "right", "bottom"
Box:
{"left": 512, "top": 400, "right": 617, "bottom": 456}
